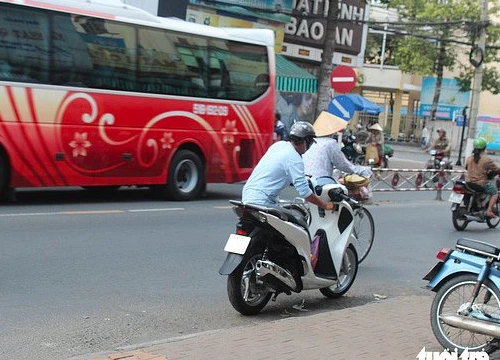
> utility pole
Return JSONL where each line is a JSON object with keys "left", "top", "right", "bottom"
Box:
{"left": 464, "top": 0, "right": 488, "bottom": 157}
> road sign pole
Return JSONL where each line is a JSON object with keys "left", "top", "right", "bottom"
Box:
{"left": 456, "top": 106, "right": 468, "bottom": 166}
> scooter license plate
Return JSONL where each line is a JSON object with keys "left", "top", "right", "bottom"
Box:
{"left": 448, "top": 192, "right": 464, "bottom": 204}
{"left": 224, "top": 234, "right": 251, "bottom": 255}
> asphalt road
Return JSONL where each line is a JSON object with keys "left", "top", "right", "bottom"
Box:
{"left": 2, "top": 144, "right": 500, "bottom": 360}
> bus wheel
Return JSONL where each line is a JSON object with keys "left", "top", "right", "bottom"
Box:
{"left": 161, "top": 150, "right": 204, "bottom": 201}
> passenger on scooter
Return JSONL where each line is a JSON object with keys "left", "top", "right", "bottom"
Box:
{"left": 303, "top": 112, "right": 373, "bottom": 179}
{"left": 242, "top": 120, "right": 335, "bottom": 211}
{"left": 425, "top": 128, "right": 451, "bottom": 165}
{"left": 465, "top": 137, "right": 500, "bottom": 218}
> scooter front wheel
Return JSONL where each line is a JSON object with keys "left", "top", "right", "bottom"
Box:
{"left": 319, "top": 246, "right": 358, "bottom": 298}
{"left": 227, "top": 251, "right": 272, "bottom": 316}
{"left": 431, "top": 274, "right": 500, "bottom": 354}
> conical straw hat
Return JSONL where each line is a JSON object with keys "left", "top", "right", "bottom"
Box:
{"left": 369, "top": 123, "right": 383, "bottom": 131}
{"left": 313, "top": 111, "right": 348, "bottom": 137}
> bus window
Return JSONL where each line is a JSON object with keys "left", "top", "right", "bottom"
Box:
{"left": 71, "top": 16, "right": 137, "bottom": 91}
{"left": 138, "top": 28, "right": 208, "bottom": 97}
{"left": 52, "top": 13, "right": 94, "bottom": 87}
{"left": 209, "top": 40, "right": 269, "bottom": 101}
{"left": 0, "top": 7, "right": 50, "bottom": 83}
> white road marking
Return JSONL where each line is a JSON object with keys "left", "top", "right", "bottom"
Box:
{"left": 128, "top": 208, "right": 185, "bottom": 212}
{"left": 0, "top": 206, "right": 234, "bottom": 218}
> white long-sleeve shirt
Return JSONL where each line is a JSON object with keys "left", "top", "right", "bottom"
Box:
{"left": 303, "top": 137, "right": 366, "bottom": 178}
{"left": 242, "top": 141, "right": 312, "bottom": 205}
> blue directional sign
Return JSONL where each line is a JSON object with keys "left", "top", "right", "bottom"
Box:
{"left": 328, "top": 95, "right": 355, "bottom": 121}
{"left": 455, "top": 115, "right": 467, "bottom": 127}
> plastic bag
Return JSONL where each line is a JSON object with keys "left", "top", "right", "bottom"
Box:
{"left": 310, "top": 234, "right": 320, "bottom": 270}
{"left": 365, "top": 144, "right": 379, "bottom": 164}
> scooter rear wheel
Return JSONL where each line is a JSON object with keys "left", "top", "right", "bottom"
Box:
{"left": 431, "top": 274, "right": 500, "bottom": 354}
{"left": 452, "top": 208, "right": 469, "bottom": 231}
{"left": 227, "top": 251, "right": 272, "bottom": 316}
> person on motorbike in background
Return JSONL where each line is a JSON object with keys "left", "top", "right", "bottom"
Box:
{"left": 426, "top": 128, "right": 451, "bottom": 164}
{"left": 465, "top": 137, "right": 500, "bottom": 218}
{"left": 242, "top": 121, "right": 335, "bottom": 211}
{"left": 303, "top": 112, "right": 373, "bottom": 180}
{"left": 366, "top": 123, "right": 385, "bottom": 165}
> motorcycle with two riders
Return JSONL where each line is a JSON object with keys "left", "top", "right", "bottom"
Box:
{"left": 219, "top": 176, "right": 361, "bottom": 315}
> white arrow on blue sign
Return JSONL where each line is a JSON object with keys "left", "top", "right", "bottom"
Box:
{"left": 455, "top": 115, "right": 467, "bottom": 127}
{"left": 328, "top": 95, "right": 355, "bottom": 121}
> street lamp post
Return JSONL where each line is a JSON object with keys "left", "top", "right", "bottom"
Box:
{"left": 456, "top": 106, "right": 468, "bottom": 166}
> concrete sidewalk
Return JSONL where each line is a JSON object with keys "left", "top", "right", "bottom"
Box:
{"left": 79, "top": 294, "right": 480, "bottom": 360}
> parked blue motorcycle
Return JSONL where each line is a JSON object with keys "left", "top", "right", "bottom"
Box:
{"left": 423, "top": 238, "right": 500, "bottom": 354}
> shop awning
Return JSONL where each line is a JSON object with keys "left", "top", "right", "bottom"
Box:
{"left": 344, "top": 94, "right": 383, "bottom": 114}
{"left": 276, "top": 55, "right": 318, "bottom": 93}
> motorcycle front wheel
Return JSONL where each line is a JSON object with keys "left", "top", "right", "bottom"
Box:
{"left": 227, "top": 251, "right": 272, "bottom": 316}
{"left": 431, "top": 274, "right": 500, "bottom": 354}
{"left": 320, "top": 246, "right": 358, "bottom": 298}
{"left": 452, "top": 207, "right": 469, "bottom": 231}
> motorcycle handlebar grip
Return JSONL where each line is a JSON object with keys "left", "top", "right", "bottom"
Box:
{"left": 328, "top": 188, "right": 356, "bottom": 203}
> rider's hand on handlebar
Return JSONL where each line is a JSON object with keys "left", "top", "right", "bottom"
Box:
{"left": 325, "top": 201, "right": 336, "bottom": 212}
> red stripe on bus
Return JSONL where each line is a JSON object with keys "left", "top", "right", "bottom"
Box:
{"left": 4, "top": 87, "right": 45, "bottom": 186}
{"left": 26, "top": 88, "right": 67, "bottom": 186}
{"left": 24, "top": 1, "right": 116, "bottom": 19}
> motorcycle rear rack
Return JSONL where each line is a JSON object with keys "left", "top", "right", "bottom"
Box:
{"left": 456, "top": 238, "right": 500, "bottom": 260}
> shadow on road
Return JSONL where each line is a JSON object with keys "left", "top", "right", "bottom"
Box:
{"left": 2, "top": 183, "right": 245, "bottom": 206}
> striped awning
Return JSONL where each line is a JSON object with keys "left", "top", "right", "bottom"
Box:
{"left": 275, "top": 55, "right": 318, "bottom": 93}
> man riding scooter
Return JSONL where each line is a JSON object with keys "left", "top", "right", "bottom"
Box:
{"left": 465, "top": 137, "right": 500, "bottom": 218}
{"left": 425, "top": 127, "right": 452, "bottom": 169}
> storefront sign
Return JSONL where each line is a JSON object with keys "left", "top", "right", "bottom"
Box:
{"left": 284, "top": 0, "right": 366, "bottom": 61}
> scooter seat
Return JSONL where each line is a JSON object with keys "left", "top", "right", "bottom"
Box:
{"left": 465, "top": 181, "right": 485, "bottom": 193}
{"left": 230, "top": 201, "right": 309, "bottom": 230}
{"left": 457, "top": 238, "right": 500, "bottom": 257}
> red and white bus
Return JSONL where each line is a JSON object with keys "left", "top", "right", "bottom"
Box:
{"left": 0, "top": 0, "right": 276, "bottom": 201}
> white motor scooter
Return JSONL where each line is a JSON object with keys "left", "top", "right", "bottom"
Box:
{"left": 219, "top": 176, "right": 359, "bottom": 315}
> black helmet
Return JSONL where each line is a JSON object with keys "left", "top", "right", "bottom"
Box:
{"left": 289, "top": 121, "right": 316, "bottom": 140}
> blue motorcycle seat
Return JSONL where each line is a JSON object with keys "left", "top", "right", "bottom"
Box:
{"left": 457, "top": 238, "right": 500, "bottom": 257}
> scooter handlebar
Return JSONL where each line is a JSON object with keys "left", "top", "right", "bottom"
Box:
{"left": 328, "top": 188, "right": 359, "bottom": 205}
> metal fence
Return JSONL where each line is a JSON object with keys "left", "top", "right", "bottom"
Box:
{"left": 370, "top": 168, "right": 467, "bottom": 200}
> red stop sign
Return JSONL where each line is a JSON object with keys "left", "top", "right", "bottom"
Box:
{"left": 330, "top": 65, "right": 357, "bottom": 93}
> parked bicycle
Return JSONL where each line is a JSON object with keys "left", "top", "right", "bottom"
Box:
{"left": 341, "top": 174, "right": 375, "bottom": 264}
{"left": 351, "top": 200, "right": 375, "bottom": 263}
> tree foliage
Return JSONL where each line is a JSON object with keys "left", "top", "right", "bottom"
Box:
{"left": 377, "top": 0, "right": 500, "bottom": 118}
